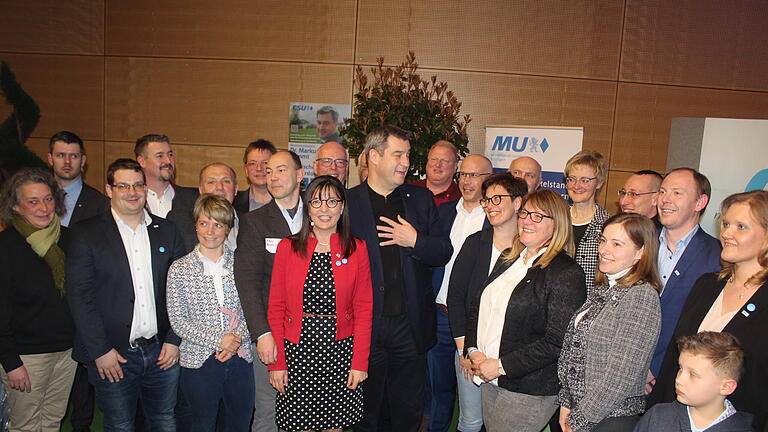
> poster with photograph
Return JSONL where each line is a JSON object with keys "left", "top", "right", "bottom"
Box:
{"left": 288, "top": 102, "right": 352, "bottom": 184}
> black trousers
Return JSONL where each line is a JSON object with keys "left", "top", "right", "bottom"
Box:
{"left": 67, "top": 363, "right": 95, "bottom": 432}
{"left": 356, "top": 316, "right": 427, "bottom": 432}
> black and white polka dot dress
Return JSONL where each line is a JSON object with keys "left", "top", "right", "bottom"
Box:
{"left": 276, "top": 252, "right": 363, "bottom": 431}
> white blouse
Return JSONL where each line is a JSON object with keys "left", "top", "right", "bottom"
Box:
{"left": 698, "top": 290, "right": 738, "bottom": 333}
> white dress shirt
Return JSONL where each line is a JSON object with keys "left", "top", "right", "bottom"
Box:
{"left": 196, "top": 245, "right": 228, "bottom": 331}
{"left": 112, "top": 208, "right": 158, "bottom": 343}
{"left": 436, "top": 199, "right": 486, "bottom": 306}
{"left": 146, "top": 183, "right": 175, "bottom": 218}
{"left": 475, "top": 247, "right": 546, "bottom": 385}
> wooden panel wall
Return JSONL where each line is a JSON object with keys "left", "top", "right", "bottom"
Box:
{"left": 2, "top": 0, "right": 768, "bottom": 213}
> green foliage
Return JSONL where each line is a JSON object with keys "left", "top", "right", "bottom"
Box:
{"left": 0, "top": 61, "right": 46, "bottom": 173}
{"left": 339, "top": 52, "right": 471, "bottom": 181}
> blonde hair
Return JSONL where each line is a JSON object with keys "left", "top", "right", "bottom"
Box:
{"left": 503, "top": 189, "right": 574, "bottom": 268}
{"left": 717, "top": 190, "right": 768, "bottom": 287}
{"left": 193, "top": 194, "right": 235, "bottom": 229}
{"left": 594, "top": 213, "right": 662, "bottom": 291}
{"left": 564, "top": 150, "right": 608, "bottom": 190}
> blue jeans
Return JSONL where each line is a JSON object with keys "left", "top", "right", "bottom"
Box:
{"left": 425, "top": 307, "right": 456, "bottom": 432}
{"left": 181, "top": 355, "right": 255, "bottom": 432}
{"left": 455, "top": 354, "right": 483, "bottom": 432}
{"left": 88, "top": 342, "right": 180, "bottom": 432}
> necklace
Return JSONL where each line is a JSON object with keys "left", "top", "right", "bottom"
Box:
{"left": 728, "top": 275, "right": 757, "bottom": 300}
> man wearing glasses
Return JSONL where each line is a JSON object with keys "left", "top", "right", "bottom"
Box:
{"left": 426, "top": 155, "right": 493, "bottom": 432}
{"left": 619, "top": 170, "right": 663, "bottom": 228}
{"left": 66, "top": 158, "right": 186, "bottom": 431}
{"left": 313, "top": 141, "right": 349, "bottom": 185}
{"left": 412, "top": 140, "right": 461, "bottom": 206}
{"left": 235, "top": 139, "right": 277, "bottom": 214}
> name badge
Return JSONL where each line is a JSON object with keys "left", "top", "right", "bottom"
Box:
{"left": 265, "top": 238, "right": 281, "bottom": 254}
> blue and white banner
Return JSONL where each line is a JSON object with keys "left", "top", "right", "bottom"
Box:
{"left": 485, "top": 125, "right": 583, "bottom": 197}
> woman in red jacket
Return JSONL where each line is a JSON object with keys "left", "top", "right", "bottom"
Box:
{"left": 268, "top": 175, "right": 373, "bottom": 432}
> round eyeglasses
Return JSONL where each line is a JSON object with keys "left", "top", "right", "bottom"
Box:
{"left": 517, "top": 208, "right": 553, "bottom": 223}
{"left": 309, "top": 198, "right": 343, "bottom": 208}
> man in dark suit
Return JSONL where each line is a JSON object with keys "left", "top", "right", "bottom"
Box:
{"left": 134, "top": 133, "right": 198, "bottom": 220}
{"left": 234, "top": 150, "right": 304, "bottom": 432}
{"left": 648, "top": 167, "right": 721, "bottom": 383}
{"left": 66, "top": 158, "right": 186, "bottom": 431}
{"left": 234, "top": 139, "right": 277, "bottom": 214}
{"left": 46, "top": 130, "right": 109, "bottom": 432}
{"left": 347, "top": 125, "right": 452, "bottom": 432}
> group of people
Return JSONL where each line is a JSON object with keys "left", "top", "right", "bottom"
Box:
{"left": 0, "top": 124, "right": 766, "bottom": 432}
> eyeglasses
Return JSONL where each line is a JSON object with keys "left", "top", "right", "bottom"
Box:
{"left": 618, "top": 189, "right": 658, "bottom": 199}
{"left": 456, "top": 171, "right": 492, "bottom": 179}
{"left": 517, "top": 208, "right": 553, "bottom": 223}
{"left": 479, "top": 194, "right": 515, "bottom": 207}
{"left": 565, "top": 176, "right": 597, "bottom": 185}
{"left": 316, "top": 158, "right": 349, "bottom": 168}
{"left": 112, "top": 182, "right": 146, "bottom": 192}
{"left": 309, "top": 198, "right": 343, "bottom": 208}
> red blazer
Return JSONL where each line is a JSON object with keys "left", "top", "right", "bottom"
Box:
{"left": 267, "top": 234, "right": 373, "bottom": 372}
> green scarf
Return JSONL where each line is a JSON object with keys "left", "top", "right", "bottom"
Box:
{"left": 12, "top": 213, "right": 66, "bottom": 295}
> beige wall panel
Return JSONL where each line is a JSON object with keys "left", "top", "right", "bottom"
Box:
{"left": 621, "top": 0, "right": 768, "bottom": 91}
{"left": 356, "top": 0, "right": 623, "bottom": 80}
{"left": 0, "top": 54, "right": 104, "bottom": 140}
{"left": 26, "top": 137, "right": 106, "bottom": 191}
{"left": 422, "top": 70, "right": 616, "bottom": 156}
{"left": 106, "top": 0, "right": 356, "bottom": 63}
{"left": 612, "top": 83, "right": 768, "bottom": 173}
{"left": 0, "top": 0, "right": 104, "bottom": 54}
{"left": 603, "top": 169, "right": 632, "bottom": 215}
{"left": 105, "top": 57, "right": 352, "bottom": 146}
{"left": 104, "top": 140, "right": 244, "bottom": 189}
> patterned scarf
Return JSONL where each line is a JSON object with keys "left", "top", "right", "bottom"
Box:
{"left": 12, "top": 214, "right": 66, "bottom": 295}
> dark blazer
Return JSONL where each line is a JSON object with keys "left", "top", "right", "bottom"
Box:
{"left": 650, "top": 226, "right": 721, "bottom": 375}
{"left": 346, "top": 182, "right": 452, "bottom": 352}
{"left": 66, "top": 211, "right": 186, "bottom": 364}
{"left": 68, "top": 182, "right": 109, "bottom": 226}
{"left": 267, "top": 235, "right": 373, "bottom": 371}
{"left": 233, "top": 189, "right": 250, "bottom": 214}
{"left": 465, "top": 250, "right": 587, "bottom": 395}
{"left": 446, "top": 227, "right": 495, "bottom": 339}
{"left": 636, "top": 401, "right": 754, "bottom": 432}
{"left": 649, "top": 273, "right": 768, "bottom": 431}
{"left": 234, "top": 199, "right": 295, "bottom": 341}
{"left": 0, "top": 227, "right": 74, "bottom": 373}
{"left": 164, "top": 185, "right": 200, "bottom": 254}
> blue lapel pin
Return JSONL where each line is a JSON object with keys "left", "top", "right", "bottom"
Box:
{"left": 747, "top": 303, "right": 756, "bottom": 312}
{"left": 335, "top": 260, "right": 342, "bottom": 266}
{"left": 159, "top": 246, "right": 166, "bottom": 253}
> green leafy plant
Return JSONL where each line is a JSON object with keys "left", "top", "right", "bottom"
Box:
{"left": 0, "top": 61, "right": 46, "bottom": 173}
{"left": 340, "top": 52, "right": 471, "bottom": 181}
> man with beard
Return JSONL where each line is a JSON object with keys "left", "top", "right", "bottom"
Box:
{"left": 412, "top": 141, "right": 460, "bottom": 206}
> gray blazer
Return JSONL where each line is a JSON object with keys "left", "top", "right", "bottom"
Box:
{"left": 167, "top": 245, "right": 254, "bottom": 369}
{"left": 557, "top": 281, "right": 661, "bottom": 431}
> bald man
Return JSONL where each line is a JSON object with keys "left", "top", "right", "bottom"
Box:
{"left": 508, "top": 156, "right": 542, "bottom": 193}
{"left": 426, "top": 154, "right": 492, "bottom": 432}
{"left": 619, "top": 170, "right": 662, "bottom": 224}
{"left": 313, "top": 141, "right": 349, "bottom": 184}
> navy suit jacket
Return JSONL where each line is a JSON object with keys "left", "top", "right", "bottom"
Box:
{"left": 346, "top": 182, "right": 452, "bottom": 352}
{"left": 68, "top": 182, "right": 109, "bottom": 226}
{"left": 650, "top": 225, "right": 721, "bottom": 375}
{"left": 66, "top": 211, "right": 187, "bottom": 364}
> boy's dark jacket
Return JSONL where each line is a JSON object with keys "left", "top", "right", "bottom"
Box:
{"left": 634, "top": 401, "right": 754, "bottom": 432}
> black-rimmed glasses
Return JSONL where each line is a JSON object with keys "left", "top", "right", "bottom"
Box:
{"left": 479, "top": 194, "right": 515, "bottom": 207}
{"left": 517, "top": 208, "right": 553, "bottom": 223}
{"left": 617, "top": 189, "right": 657, "bottom": 199}
{"left": 112, "top": 182, "right": 146, "bottom": 192}
{"left": 309, "top": 198, "right": 343, "bottom": 208}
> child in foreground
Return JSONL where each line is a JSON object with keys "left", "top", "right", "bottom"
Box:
{"left": 634, "top": 331, "right": 753, "bottom": 432}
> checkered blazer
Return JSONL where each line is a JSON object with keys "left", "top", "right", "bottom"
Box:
{"left": 575, "top": 204, "right": 610, "bottom": 297}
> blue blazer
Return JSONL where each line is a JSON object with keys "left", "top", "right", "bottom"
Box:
{"left": 346, "top": 182, "right": 452, "bottom": 352}
{"left": 650, "top": 226, "right": 721, "bottom": 375}
{"left": 66, "top": 211, "right": 187, "bottom": 364}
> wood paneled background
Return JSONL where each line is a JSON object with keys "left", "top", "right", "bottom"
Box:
{"left": 2, "top": 0, "right": 767, "bottom": 213}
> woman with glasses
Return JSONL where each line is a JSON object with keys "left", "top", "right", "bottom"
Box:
{"left": 557, "top": 213, "right": 661, "bottom": 431}
{"left": 166, "top": 194, "right": 255, "bottom": 431}
{"left": 0, "top": 168, "right": 76, "bottom": 431}
{"left": 564, "top": 150, "right": 611, "bottom": 296}
{"left": 447, "top": 173, "right": 528, "bottom": 432}
{"left": 267, "top": 175, "right": 373, "bottom": 432}
{"left": 464, "top": 189, "right": 587, "bottom": 431}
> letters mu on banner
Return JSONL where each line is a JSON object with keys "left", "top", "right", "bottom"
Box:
{"left": 484, "top": 125, "right": 583, "bottom": 198}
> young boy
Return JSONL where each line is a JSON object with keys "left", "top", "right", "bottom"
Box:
{"left": 635, "top": 331, "right": 754, "bottom": 431}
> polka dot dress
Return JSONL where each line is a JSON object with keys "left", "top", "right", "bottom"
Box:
{"left": 276, "top": 252, "right": 363, "bottom": 431}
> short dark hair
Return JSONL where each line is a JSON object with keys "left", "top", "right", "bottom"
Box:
{"left": 633, "top": 169, "right": 663, "bottom": 181}
{"left": 107, "top": 158, "right": 145, "bottom": 186}
{"left": 243, "top": 139, "right": 277, "bottom": 164}
{"left": 0, "top": 167, "right": 66, "bottom": 223}
{"left": 665, "top": 167, "right": 712, "bottom": 213}
{"left": 317, "top": 106, "right": 339, "bottom": 122}
{"left": 291, "top": 175, "right": 355, "bottom": 259}
{"left": 481, "top": 172, "right": 528, "bottom": 199}
{"left": 363, "top": 125, "right": 413, "bottom": 158}
{"left": 134, "top": 134, "right": 170, "bottom": 158}
{"left": 678, "top": 331, "right": 744, "bottom": 381}
{"left": 272, "top": 150, "right": 302, "bottom": 170}
{"left": 49, "top": 131, "right": 84, "bottom": 154}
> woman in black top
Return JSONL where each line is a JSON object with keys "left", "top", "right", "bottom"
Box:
{"left": 0, "top": 168, "right": 76, "bottom": 431}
